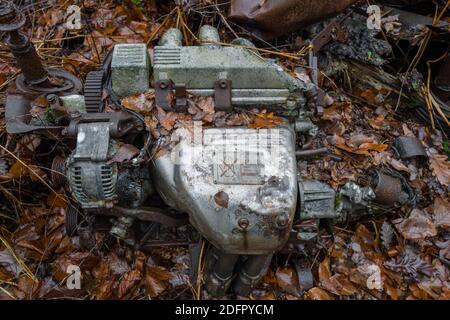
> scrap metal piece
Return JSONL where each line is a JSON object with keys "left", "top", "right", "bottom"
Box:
{"left": 205, "top": 247, "right": 239, "bottom": 296}
{"left": 0, "top": 1, "right": 48, "bottom": 86}
{"left": 232, "top": 254, "right": 272, "bottom": 296}
{"left": 369, "top": 170, "right": 409, "bottom": 206}
{"left": 84, "top": 70, "right": 104, "bottom": 113}
{"left": 154, "top": 26, "right": 308, "bottom": 114}
{"left": 111, "top": 43, "right": 150, "bottom": 97}
{"left": 214, "top": 79, "right": 232, "bottom": 112}
{"left": 174, "top": 83, "right": 187, "bottom": 111}
{"left": 393, "top": 136, "right": 427, "bottom": 159}
{"left": 66, "top": 111, "right": 144, "bottom": 138}
{"left": 293, "top": 259, "right": 314, "bottom": 292}
{"left": 151, "top": 126, "right": 297, "bottom": 255}
{"left": 66, "top": 122, "right": 118, "bottom": 209}
{"left": 155, "top": 79, "right": 173, "bottom": 111}
{"left": 297, "top": 180, "right": 337, "bottom": 220}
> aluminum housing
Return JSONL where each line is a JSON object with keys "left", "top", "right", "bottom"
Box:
{"left": 151, "top": 125, "right": 298, "bottom": 255}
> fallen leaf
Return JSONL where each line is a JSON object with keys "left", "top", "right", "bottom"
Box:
{"left": 118, "top": 269, "right": 141, "bottom": 298}
{"left": 121, "top": 93, "right": 154, "bottom": 116}
{"left": 429, "top": 151, "right": 450, "bottom": 186}
{"left": 275, "top": 267, "right": 299, "bottom": 296}
{"left": 395, "top": 209, "right": 437, "bottom": 240}
{"left": 108, "top": 144, "right": 140, "bottom": 164}
{"left": 433, "top": 196, "right": 450, "bottom": 228}
{"left": 304, "top": 287, "right": 334, "bottom": 300}
{"left": 249, "top": 112, "right": 285, "bottom": 129}
{"left": 145, "top": 266, "right": 171, "bottom": 297}
{"left": 46, "top": 192, "right": 68, "bottom": 209}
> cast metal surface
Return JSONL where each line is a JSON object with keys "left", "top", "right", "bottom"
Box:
{"left": 111, "top": 43, "right": 150, "bottom": 97}
{"left": 151, "top": 126, "right": 298, "bottom": 255}
{"left": 153, "top": 26, "right": 309, "bottom": 115}
{"left": 297, "top": 180, "right": 337, "bottom": 220}
{"left": 66, "top": 122, "right": 118, "bottom": 209}
{"left": 66, "top": 111, "right": 144, "bottom": 138}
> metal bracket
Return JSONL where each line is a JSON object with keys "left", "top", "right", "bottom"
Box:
{"left": 155, "top": 79, "right": 173, "bottom": 111}
{"left": 214, "top": 79, "right": 232, "bottom": 112}
{"left": 175, "top": 83, "right": 187, "bottom": 112}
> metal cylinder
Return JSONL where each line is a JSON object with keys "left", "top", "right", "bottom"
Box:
{"left": 199, "top": 25, "right": 221, "bottom": 47}
{"left": 233, "top": 254, "right": 272, "bottom": 296}
{"left": 230, "top": 38, "right": 255, "bottom": 48}
{"left": 370, "top": 171, "right": 408, "bottom": 206}
{"left": 159, "top": 28, "right": 183, "bottom": 47}
{"left": 205, "top": 249, "right": 239, "bottom": 297}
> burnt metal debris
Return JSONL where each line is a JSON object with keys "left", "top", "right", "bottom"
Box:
{"left": 1, "top": 2, "right": 433, "bottom": 297}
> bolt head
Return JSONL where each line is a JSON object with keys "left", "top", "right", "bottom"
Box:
{"left": 238, "top": 218, "right": 249, "bottom": 230}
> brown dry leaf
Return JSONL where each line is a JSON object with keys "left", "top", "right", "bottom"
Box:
{"left": 321, "top": 104, "right": 342, "bottom": 121}
{"left": 118, "top": 269, "right": 142, "bottom": 298}
{"left": 433, "top": 196, "right": 450, "bottom": 229}
{"left": 214, "top": 191, "right": 229, "bottom": 208}
{"left": 91, "top": 279, "right": 115, "bottom": 300}
{"left": 9, "top": 161, "right": 29, "bottom": 179}
{"left": 197, "top": 97, "right": 215, "bottom": 114}
{"left": 304, "top": 287, "right": 334, "bottom": 300}
{"left": 109, "top": 144, "right": 140, "bottom": 164}
{"left": 349, "top": 134, "right": 377, "bottom": 147}
{"left": 145, "top": 266, "right": 171, "bottom": 298}
{"left": 390, "top": 158, "right": 410, "bottom": 173}
{"left": 275, "top": 267, "right": 300, "bottom": 296}
{"left": 358, "top": 143, "right": 388, "bottom": 153}
{"left": 156, "top": 107, "right": 179, "bottom": 131}
{"left": 395, "top": 209, "right": 437, "bottom": 240}
{"left": 384, "top": 282, "right": 401, "bottom": 300}
{"left": 121, "top": 93, "right": 154, "bottom": 116}
{"left": 355, "top": 223, "right": 377, "bottom": 252}
{"left": 46, "top": 192, "right": 68, "bottom": 209}
{"left": 249, "top": 112, "right": 285, "bottom": 129}
{"left": 28, "top": 165, "right": 47, "bottom": 182}
{"left": 368, "top": 114, "right": 386, "bottom": 130}
{"left": 429, "top": 151, "right": 450, "bottom": 186}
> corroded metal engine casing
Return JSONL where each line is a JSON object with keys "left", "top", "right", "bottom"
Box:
{"left": 153, "top": 26, "right": 309, "bottom": 113}
{"left": 151, "top": 126, "right": 298, "bottom": 255}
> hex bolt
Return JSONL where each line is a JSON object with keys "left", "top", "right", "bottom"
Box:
{"left": 159, "top": 81, "right": 168, "bottom": 89}
{"left": 219, "top": 80, "right": 227, "bottom": 89}
{"left": 238, "top": 218, "right": 249, "bottom": 230}
{"left": 276, "top": 214, "right": 289, "bottom": 228}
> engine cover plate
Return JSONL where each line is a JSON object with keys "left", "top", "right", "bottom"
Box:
{"left": 151, "top": 125, "right": 298, "bottom": 255}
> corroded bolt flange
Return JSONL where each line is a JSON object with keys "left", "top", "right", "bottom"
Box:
{"left": 238, "top": 218, "right": 249, "bottom": 230}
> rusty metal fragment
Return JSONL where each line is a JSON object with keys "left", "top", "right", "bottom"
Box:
{"left": 393, "top": 136, "right": 427, "bottom": 159}
{"left": 229, "top": 0, "right": 358, "bottom": 39}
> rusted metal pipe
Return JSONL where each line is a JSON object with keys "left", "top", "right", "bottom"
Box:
{"left": 0, "top": 1, "right": 49, "bottom": 86}
{"left": 296, "top": 147, "right": 328, "bottom": 158}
